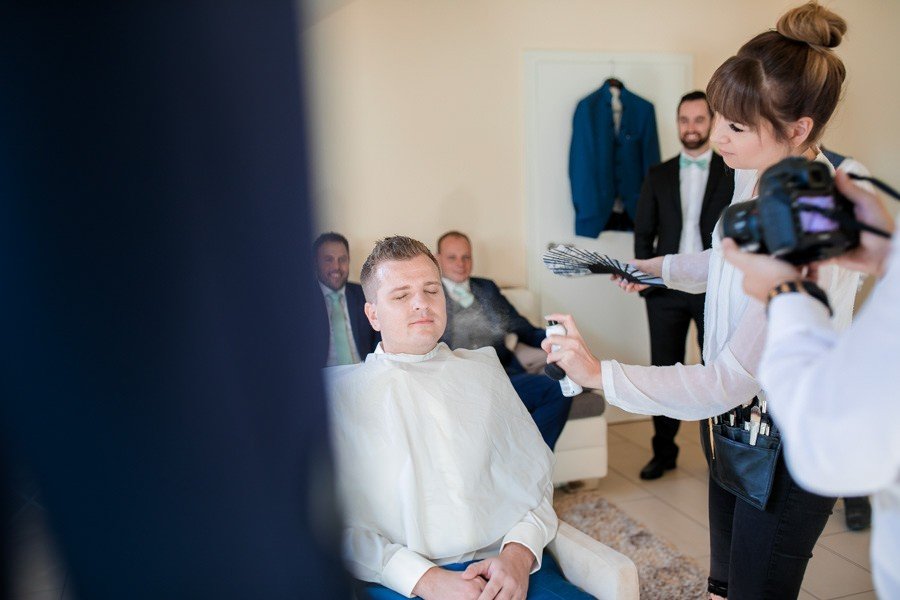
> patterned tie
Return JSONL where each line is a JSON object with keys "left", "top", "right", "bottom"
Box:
{"left": 447, "top": 281, "right": 475, "bottom": 308}
{"left": 680, "top": 155, "right": 709, "bottom": 170}
{"left": 327, "top": 292, "right": 354, "bottom": 365}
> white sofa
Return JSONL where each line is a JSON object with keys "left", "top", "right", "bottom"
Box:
{"left": 501, "top": 288, "right": 609, "bottom": 485}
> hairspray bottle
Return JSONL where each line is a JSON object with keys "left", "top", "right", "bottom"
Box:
{"left": 544, "top": 320, "right": 583, "bottom": 397}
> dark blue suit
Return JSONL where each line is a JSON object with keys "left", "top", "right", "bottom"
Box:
{"left": 319, "top": 282, "right": 380, "bottom": 362}
{"left": 345, "top": 282, "right": 381, "bottom": 360}
{"left": 822, "top": 148, "right": 847, "bottom": 170}
{"left": 441, "top": 278, "right": 572, "bottom": 449}
{"left": 569, "top": 82, "right": 661, "bottom": 236}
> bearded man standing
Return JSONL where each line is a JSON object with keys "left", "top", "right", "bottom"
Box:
{"left": 632, "top": 91, "right": 734, "bottom": 480}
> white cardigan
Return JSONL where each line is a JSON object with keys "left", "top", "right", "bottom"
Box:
{"left": 600, "top": 155, "right": 861, "bottom": 420}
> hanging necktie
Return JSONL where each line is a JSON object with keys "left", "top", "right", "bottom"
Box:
{"left": 680, "top": 155, "right": 709, "bottom": 170}
{"left": 327, "top": 291, "right": 354, "bottom": 365}
{"left": 446, "top": 281, "right": 475, "bottom": 308}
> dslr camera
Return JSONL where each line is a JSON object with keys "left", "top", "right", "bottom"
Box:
{"left": 721, "top": 157, "right": 859, "bottom": 265}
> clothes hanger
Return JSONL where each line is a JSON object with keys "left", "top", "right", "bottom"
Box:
{"left": 605, "top": 77, "right": 623, "bottom": 89}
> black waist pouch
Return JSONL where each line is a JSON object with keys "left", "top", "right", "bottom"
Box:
{"left": 700, "top": 415, "right": 781, "bottom": 511}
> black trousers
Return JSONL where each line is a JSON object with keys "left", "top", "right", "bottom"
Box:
{"left": 644, "top": 289, "right": 706, "bottom": 461}
{"left": 707, "top": 454, "right": 836, "bottom": 599}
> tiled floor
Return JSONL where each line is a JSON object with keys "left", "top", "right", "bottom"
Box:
{"left": 600, "top": 419, "right": 876, "bottom": 599}
{"left": 10, "top": 419, "right": 877, "bottom": 599}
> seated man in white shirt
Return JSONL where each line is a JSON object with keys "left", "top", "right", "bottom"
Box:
{"left": 326, "top": 236, "right": 594, "bottom": 600}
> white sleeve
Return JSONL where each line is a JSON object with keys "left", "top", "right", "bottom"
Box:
{"left": 662, "top": 250, "right": 712, "bottom": 294}
{"left": 816, "top": 263, "right": 860, "bottom": 333}
{"left": 501, "top": 481, "right": 558, "bottom": 573}
{"left": 343, "top": 528, "right": 436, "bottom": 598}
{"left": 760, "top": 240, "right": 900, "bottom": 497}
{"left": 600, "top": 299, "right": 765, "bottom": 420}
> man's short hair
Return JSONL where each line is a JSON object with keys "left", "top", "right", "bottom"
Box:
{"left": 360, "top": 236, "right": 440, "bottom": 302}
{"left": 313, "top": 232, "right": 349, "bottom": 254}
{"left": 436, "top": 230, "right": 471, "bottom": 254}
{"left": 678, "top": 90, "right": 713, "bottom": 118}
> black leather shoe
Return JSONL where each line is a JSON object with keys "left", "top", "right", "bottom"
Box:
{"left": 844, "top": 496, "right": 872, "bottom": 531}
{"left": 639, "top": 457, "right": 677, "bottom": 480}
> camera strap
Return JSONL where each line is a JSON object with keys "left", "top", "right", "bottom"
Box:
{"left": 849, "top": 173, "right": 900, "bottom": 202}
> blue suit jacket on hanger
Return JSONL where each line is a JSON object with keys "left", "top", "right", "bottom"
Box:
{"left": 569, "top": 81, "right": 661, "bottom": 237}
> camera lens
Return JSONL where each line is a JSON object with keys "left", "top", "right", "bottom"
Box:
{"left": 721, "top": 200, "right": 764, "bottom": 252}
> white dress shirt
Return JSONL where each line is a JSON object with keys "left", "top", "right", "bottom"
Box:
{"left": 319, "top": 282, "right": 361, "bottom": 366}
{"left": 599, "top": 154, "right": 861, "bottom": 420}
{"left": 610, "top": 86, "right": 623, "bottom": 135}
{"left": 761, "top": 235, "right": 900, "bottom": 598}
{"left": 326, "top": 343, "right": 557, "bottom": 597}
{"left": 610, "top": 87, "right": 625, "bottom": 215}
{"left": 678, "top": 148, "right": 713, "bottom": 254}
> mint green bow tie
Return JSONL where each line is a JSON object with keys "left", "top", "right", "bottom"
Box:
{"left": 680, "top": 155, "right": 709, "bottom": 170}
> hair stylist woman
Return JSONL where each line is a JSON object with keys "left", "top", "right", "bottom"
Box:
{"left": 544, "top": 3, "right": 861, "bottom": 599}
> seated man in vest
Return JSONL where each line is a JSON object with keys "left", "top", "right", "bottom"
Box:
{"left": 326, "top": 236, "right": 593, "bottom": 600}
{"left": 436, "top": 231, "right": 572, "bottom": 449}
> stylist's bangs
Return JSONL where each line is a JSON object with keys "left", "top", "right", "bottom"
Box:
{"left": 706, "top": 56, "right": 786, "bottom": 140}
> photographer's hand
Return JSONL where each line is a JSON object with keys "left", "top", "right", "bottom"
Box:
{"left": 541, "top": 313, "right": 603, "bottom": 390}
{"left": 722, "top": 239, "right": 803, "bottom": 302}
{"left": 831, "top": 170, "right": 895, "bottom": 278}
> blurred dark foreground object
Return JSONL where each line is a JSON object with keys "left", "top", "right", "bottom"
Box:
{"left": 0, "top": 2, "right": 348, "bottom": 598}
{"left": 844, "top": 496, "right": 872, "bottom": 531}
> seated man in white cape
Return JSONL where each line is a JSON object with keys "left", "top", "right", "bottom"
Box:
{"left": 326, "top": 236, "right": 595, "bottom": 600}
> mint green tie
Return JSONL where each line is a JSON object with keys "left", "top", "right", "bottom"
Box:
{"left": 680, "top": 155, "right": 709, "bottom": 170}
{"left": 447, "top": 282, "right": 475, "bottom": 308}
{"left": 327, "top": 292, "right": 354, "bottom": 365}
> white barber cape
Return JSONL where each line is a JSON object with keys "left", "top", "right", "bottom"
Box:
{"left": 326, "top": 342, "right": 557, "bottom": 597}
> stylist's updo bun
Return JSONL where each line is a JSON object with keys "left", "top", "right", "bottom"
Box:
{"left": 707, "top": 1, "right": 847, "bottom": 146}
{"left": 777, "top": 2, "right": 846, "bottom": 48}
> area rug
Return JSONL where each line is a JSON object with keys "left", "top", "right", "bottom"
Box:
{"left": 554, "top": 487, "right": 707, "bottom": 600}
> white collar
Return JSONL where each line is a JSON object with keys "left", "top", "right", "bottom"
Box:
{"left": 372, "top": 341, "right": 445, "bottom": 363}
{"left": 442, "top": 277, "right": 471, "bottom": 292}
{"left": 740, "top": 152, "right": 833, "bottom": 201}
{"left": 319, "top": 282, "right": 346, "bottom": 297}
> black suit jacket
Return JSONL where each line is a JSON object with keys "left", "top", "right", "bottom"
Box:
{"left": 634, "top": 152, "right": 734, "bottom": 260}
{"left": 319, "top": 281, "right": 380, "bottom": 360}
{"left": 440, "top": 277, "right": 545, "bottom": 371}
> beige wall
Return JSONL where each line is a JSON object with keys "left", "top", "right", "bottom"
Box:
{"left": 306, "top": 0, "right": 900, "bottom": 286}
